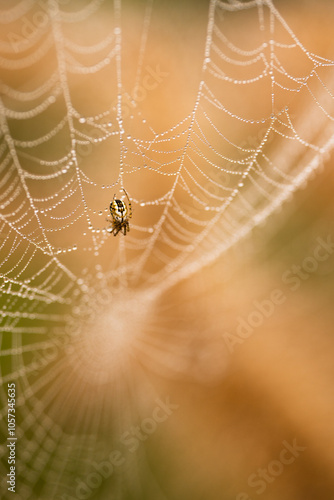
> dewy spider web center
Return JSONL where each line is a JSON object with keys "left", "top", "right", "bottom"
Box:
{"left": 64, "top": 290, "right": 152, "bottom": 385}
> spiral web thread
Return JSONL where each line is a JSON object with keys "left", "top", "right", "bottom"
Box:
{"left": 0, "top": 0, "right": 334, "bottom": 498}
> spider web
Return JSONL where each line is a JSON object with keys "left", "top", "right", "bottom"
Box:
{"left": 1, "top": 0, "right": 334, "bottom": 499}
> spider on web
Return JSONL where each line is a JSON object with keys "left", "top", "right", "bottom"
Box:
{"left": 107, "top": 188, "right": 132, "bottom": 236}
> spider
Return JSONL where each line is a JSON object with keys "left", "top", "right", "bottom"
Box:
{"left": 107, "top": 188, "right": 132, "bottom": 236}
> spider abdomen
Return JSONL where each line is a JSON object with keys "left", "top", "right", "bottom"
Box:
{"left": 110, "top": 199, "right": 127, "bottom": 219}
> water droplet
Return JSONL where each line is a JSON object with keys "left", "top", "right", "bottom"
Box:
{"left": 79, "top": 117, "right": 86, "bottom": 124}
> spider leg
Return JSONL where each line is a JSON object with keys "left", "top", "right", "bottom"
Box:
{"left": 122, "top": 188, "right": 132, "bottom": 219}
{"left": 106, "top": 219, "right": 113, "bottom": 234}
